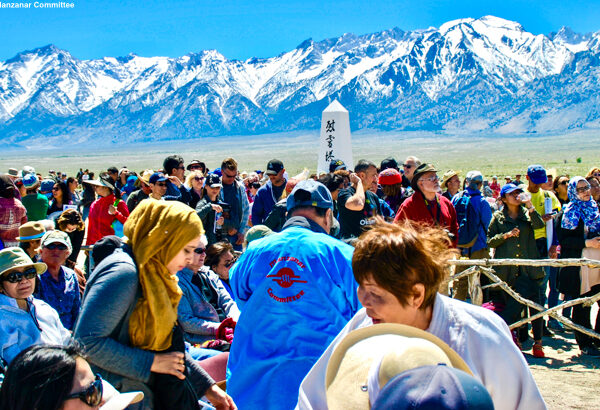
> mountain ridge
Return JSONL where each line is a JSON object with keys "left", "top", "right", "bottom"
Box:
{"left": 1, "top": 15, "right": 599, "bottom": 147}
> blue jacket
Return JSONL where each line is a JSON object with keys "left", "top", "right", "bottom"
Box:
{"left": 452, "top": 187, "right": 493, "bottom": 254}
{"left": 163, "top": 179, "right": 192, "bottom": 204}
{"left": 0, "top": 294, "right": 70, "bottom": 367}
{"left": 177, "top": 267, "right": 240, "bottom": 344}
{"left": 227, "top": 216, "right": 360, "bottom": 410}
{"left": 251, "top": 180, "right": 286, "bottom": 225}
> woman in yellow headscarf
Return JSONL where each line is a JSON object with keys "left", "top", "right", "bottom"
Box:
{"left": 74, "top": 200, "right": 236, "bottom": 410}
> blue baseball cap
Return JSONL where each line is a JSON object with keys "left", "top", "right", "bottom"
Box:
{"left": 329, "top": 159, "right": 347, "bottom": 173}
{"left": 372, "top": 364, "right": 494, "bottom": 410}
{"left": 500, "top": 183, "right": 523, "bottom": 197}
{"left": 149, "top": 172, "right": 168, "bottom": 184}
{"left": 527, "top": 165, "right": 547, "bottom": 185}
{"left": 286, "top": 180, "right": 333, "bottom": 211}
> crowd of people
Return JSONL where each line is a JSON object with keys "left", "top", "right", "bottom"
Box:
{"left": 1, "top": 154, "right": 600, "bottom": 409}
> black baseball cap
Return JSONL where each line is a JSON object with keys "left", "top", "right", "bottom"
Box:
{"left": 205, "top": 173, "right": 222, "bottom": 188}
{"left": 266, "top": 159, "right": 284, "bottom": 175}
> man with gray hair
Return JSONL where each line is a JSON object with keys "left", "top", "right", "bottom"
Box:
{"left": 402, "top": 156, "right": 422, "bottom": 187}
{"left": 35, "top": 230, "right": 81, "bottom": 330}
{"left": 451, "top": 170, "right": 493, "bottom": 301}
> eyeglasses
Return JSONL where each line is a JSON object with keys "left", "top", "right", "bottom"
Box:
{"left": 2, "top": 267, "right": 38, "bottom": 283}
{"left": 576, "top": 185, "right": 591, "bottom": 193}
{"left": 403, "top": 164, "right": 414, "bottom": 169}
{"left": 65, "top": 374, "right": 103, "bottom": 407}
{"left": 45, "top": 243, "right": 68, "bottom": 251}
{"left": 194, "top": 177, "right": 204, "bottom": 182}
{"left": 420, "top": 175, "right": 439, "bottom": 183}
{"left": 194, "top": 247, "right": 206, "bottom": 254}
{"left": 156, "top": 182, "right": 167, "bottom": 187}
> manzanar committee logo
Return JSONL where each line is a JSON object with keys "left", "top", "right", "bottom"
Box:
{"left": 266, "top": 267, "right": 307, "bottom": 288}
{"left": 266, "top": 258, "right": 307, "bottom": 303}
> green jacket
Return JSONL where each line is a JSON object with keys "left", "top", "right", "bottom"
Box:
{"left": 487, "top": 206, "right": 546, "bottom": 284}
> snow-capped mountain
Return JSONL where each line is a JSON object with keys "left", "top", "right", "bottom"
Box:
{"left": 1, "top": 15, "right": 599, "bottom": 147}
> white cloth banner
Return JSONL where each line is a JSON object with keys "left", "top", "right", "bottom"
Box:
{"left": 317, "top": 100, "right": 354, "bottom": 174}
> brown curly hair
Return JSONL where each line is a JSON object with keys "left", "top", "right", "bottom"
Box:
{"left": 56, "top": 209, "right": 84, "bottom": 232}
{"left": 352, "top": 219, "right": 458, "bottom": 308}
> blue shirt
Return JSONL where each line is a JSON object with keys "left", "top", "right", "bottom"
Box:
{"left": 226, "top": 216, "right": 360, "bottom": 409}
{"left": 36, "top": 266, "right": 81, "bottom": 330}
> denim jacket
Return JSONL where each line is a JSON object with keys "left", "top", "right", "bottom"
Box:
{"left": 218, "top": 179, "right": 250, "bottom": 235}
{"left": 0, "top": 293, "right": 71, "bottom": 366}
{"left": 177, "top": 267, "right": 240, "bottom": 344}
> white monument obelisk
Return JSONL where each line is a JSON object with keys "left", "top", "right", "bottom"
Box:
{"left": 317, "top": 100, "right": 354, "bottom": 174}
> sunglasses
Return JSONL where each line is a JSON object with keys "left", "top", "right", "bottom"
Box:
{"left": 421, "top": 175, "right": 439, "bottom": 182}
{"left": 223, "top": 258, "right": 237, "bottom": 268}
{"left": 189, "top": 165, "right": 203, "bottom": 170}
{"left": 194, "top": 177, "right": 204, "bottom": 182}
{"left": 559, "top": 180, "right": 568, "bottom": 185}
{"left": 194, "top": 247, "right": 206, "bottom": 255}
{"left": 156, "top": 182, "right": 167, "bottom": 187}
{"left": 52, "top": 187, "right": 60, "bottom": 191}
{"left": 65, "top": 374, "right": 103, "bottom": 407}
{"left": 403, "top": 164, "right": 414, "bottom": 169}
{"left": 2, "top": 267, "right": 38, "bottom": 283}
{"left": 222, "top": 172, "right": 237, "bottom": 179}
{"left": 45, "top": 243, "right": 68, "bottom": 250}
{"left": 576, "top": 185, "right": 591, "bottom": 193}
{"left": 177, "top": 166, "right": 185, "bottom": 170}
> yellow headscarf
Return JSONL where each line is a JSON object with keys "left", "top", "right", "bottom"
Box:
{"left": 125, "top": 200, "right": 204, "bottom": 351}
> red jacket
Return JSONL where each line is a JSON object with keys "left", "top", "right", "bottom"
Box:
{"left": 86, "top": 194, "right": 129, "bottom": 245}
{"left": 394, "top": 191, "right": 459, "bottom": 247}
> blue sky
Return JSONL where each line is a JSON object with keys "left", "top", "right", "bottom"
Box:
{"left": 1, "top": 0, "right": 599, "bottom": 61}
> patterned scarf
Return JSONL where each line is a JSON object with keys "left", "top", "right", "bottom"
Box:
{"left": 561, "top": 176, "right": 600, "bottom": 233}
{"left": 125, "top": 200, "right": 204, "bottom": 351}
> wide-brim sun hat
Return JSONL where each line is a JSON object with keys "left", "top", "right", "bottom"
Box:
{"left": 83, "top": 178, "right": 115, "bottom": 191}
{"left": 441, "top": 170, "right": 460, "bottom": 188}
{"left": 100, "top": 379, "right": 144, "bottom": 410}
{"left": 16, "top": 221, "right": 46, "bottom": 242}
{"left": 0, "top": 247, "right": 47, "bottom": 278}
{"left": 325, "top": 323, "right": 472, "bottom": 410}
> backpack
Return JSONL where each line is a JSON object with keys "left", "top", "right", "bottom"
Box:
{"left": 452, "top": 191, "right": 482, "bottom": 248}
